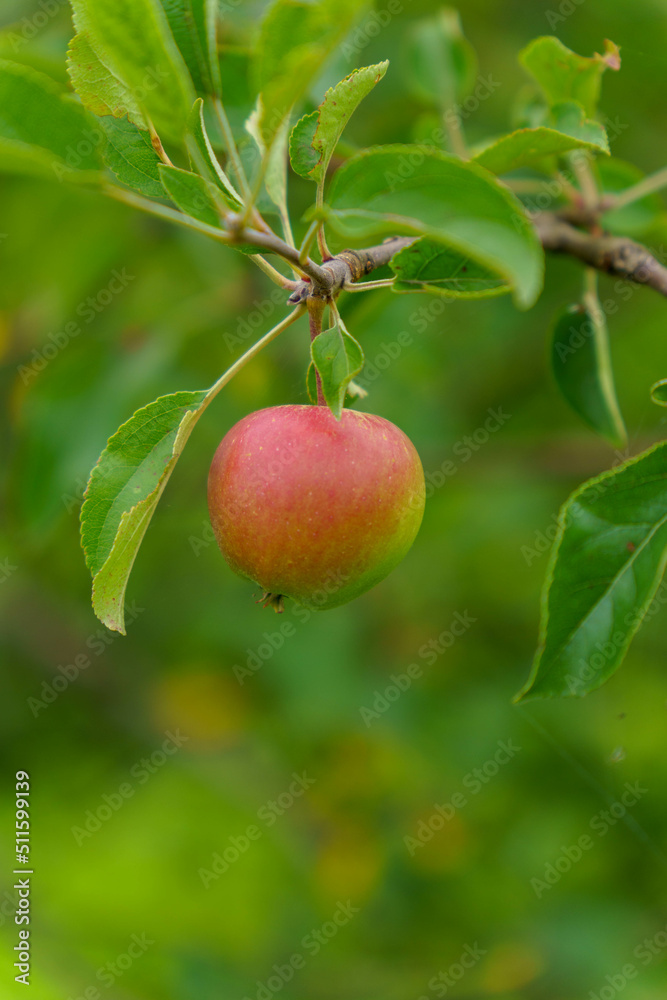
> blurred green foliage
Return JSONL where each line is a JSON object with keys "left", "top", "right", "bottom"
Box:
{"left": 2, "top": 1, "right": 667, "bottom": 998}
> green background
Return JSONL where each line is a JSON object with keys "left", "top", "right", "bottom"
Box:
{"left": 1, "top": 1, "right": 667, "bottom": 997}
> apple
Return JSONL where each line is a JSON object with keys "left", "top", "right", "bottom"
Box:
{"left": 207, "top": 404, "right": 425, "bottom": 610}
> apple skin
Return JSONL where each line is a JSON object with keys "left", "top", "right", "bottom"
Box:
{"left": 207, "top": 405, "right": 425, "bottom": 610}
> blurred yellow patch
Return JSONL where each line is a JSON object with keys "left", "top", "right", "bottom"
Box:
{"left": 315, "top": 821, "right": 384, "bottom": 903}
{"left": 9, "top": 368, "right": 29, "bottom": 425}
{"left": 405, "top": 811, "right": 470, "bottom": 874}
{"left": 311, "top": 733, "right": 421, "bottom": 814}
{"left": 479, "top": 942, "right": 543, "bottom": 993}
{"left": 0, "top": 310, "right": 8, "bottom": 359}
{"left": 151, "top": 669, "right": 246, "bottom": 748}
{"left": 227, "top": 352, "right": 273, "bottom": 403}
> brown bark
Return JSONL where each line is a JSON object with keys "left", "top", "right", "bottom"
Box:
{"left": 533, "top": 212, "right": 667, "bottom": 295}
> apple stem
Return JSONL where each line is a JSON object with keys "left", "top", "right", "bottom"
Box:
{"left": 308, "top": 304, "right": 327, "bottom": 406}
{"left": 258, "top": 592, "right": 285, "bottom": 613}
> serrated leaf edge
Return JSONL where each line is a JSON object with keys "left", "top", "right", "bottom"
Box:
{"left": 516, "top": 440, "right": 667, "bottom": 700}
{"left": 90, "top": 403, "right": 203, "bottom": 633}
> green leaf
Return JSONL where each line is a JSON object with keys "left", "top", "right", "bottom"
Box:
{"left": 404, "top": 7, "right": 477, "bottom": 106}
{"left": 324, "top": 144, "right": 544, "bottom": 308}
{"left": 551, "top": 303, "right": 626, "bottom": 449}
{"left": 186, "top": 99, "right": 242, "bottom": 208}
{"left": 161, "top": 160, "right": 263, "bottom": 249}
{"left": 551, "top": 102, "right": 610, "bottom": 151}
{"left": 306, "top": 361, "right": 318, "bottom": 405}
{"left": 101, "top": 116, "right": 165, "bottom": 197}
{"left": 306, "top": 363, "right": 368, "bottom": 404}
{"left": 158, "top": 163, "right": 223, "bottom": 227}
{"left": 69, "top": 0, "right": 195, "bottom": 144}
{"left": 0, "top": 59, "right": 102, "bottom": 182}
{"left": 599, "top": 158, "right": 666, "bottom": 237}
{"left": 311, "top": 321, "right": 364, "bottom": 420}
{"left": 264, "top": 121, "right": 291, "bottom": 219}
{"left": 519, "top": 36, "right": 620, "bottom": 117}
{"left": 67, "top": 32, "right": 146, "bottom": 127}
{"left": 390, "top": 238, "right": 508, "bottom": 298}
{"left": 511, "top": 84, "right": 550, "bottom": 131}
{"left": 81, "top": 391, "right": 208, "bottom": 633}
{"left": 474, "top": 101, "right": 609, "bottom": 175}
{"left": 81, "top": 304, "right": 305, "bottom": 631}
{"left": 79, "top": 299, "right": 307, "bottom": 631}
{"left": 289, "top": 111, "right": 319, "bottom": 180}
{"left": 254, "top": 0, "right": 370, "bottom": 150}
{"left": 157, "top": 0, "right": 221, "bottom": 94}
{"left": 245, "top": 98, "right": 290, "bottom": 220}
{"left": 517, "top": 441, "right": 667, "bottom": 700}
{"left": 289, "top": 62, "right": 388, "bottom": 186}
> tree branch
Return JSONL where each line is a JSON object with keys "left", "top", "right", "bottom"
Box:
{"left": 225, "top": 220, "right": 333, "bottom": 289}
{"left": 109, "top": 181, "right": 667, "bottom": 304}
{"left": 286, "top": 236, "right": 415, "bottom": 304}
{"left": 533, "top": 212, "right": 667, "bottom": 297}
{"left": 283, "top": 217, "right": 667, "bottom": 309}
